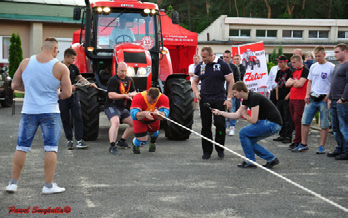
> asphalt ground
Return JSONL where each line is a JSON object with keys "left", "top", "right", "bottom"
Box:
{"left": 0, "top": 102, "right": 347, "bottom": 217}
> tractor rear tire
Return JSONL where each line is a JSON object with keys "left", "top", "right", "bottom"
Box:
{"left": 76, "top": 86, "right": 99, "bottom": 141}
{"left": 165, "top": 78, "right": 194, "bottom": 140}
{"left": 1, "top": 84, "right": 13, "bottom": 107}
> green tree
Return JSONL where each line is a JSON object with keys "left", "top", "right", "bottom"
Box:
{"left": 270, "top": 47, "right": 277, "bottom": 63}
{"left": 278, "top": 43, "right": 283, "bottom": 56}
{"left": 8, "top": 33, "right": 23, "bottom": 79}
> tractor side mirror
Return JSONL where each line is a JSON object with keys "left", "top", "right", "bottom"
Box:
{"left": 171, "top": 11, "right": 179, "bottom": 24}
{"left": 73, "top": 7, "right": 82, "bottom": 20}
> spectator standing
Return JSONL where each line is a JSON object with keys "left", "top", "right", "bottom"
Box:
{"left": 234, "top": 54, "right": 246, "bottom": 81}
{"left": 188, "top": 55, "right": 201, "bottom": 110}
{"left": 327, "top": 43, "right": 348, "bottom": 160}
{"left": 212, "top": 82, "right": 282, "bottom": 168}
{"left": 268, "top": 65, "right": 279, "bottom": 105}
{"left": 6, "top": 38, "right": 71, "bottom": 194}
{"left": 192, "top": 47, "right": 234, "bottom": 159}
{"left": 304, "top": 51, "right": 314, "bottom": 68}
{"left": 273, "top": 55, "right": 293, "bottom": 144}
{"left": 59, "top": 48, "right": 97, "bottom": 150}
{"left": 223, "top": 50, "right": 240, "bottom": 136}
{"left": 188, "top": 55, "right": 201, "bottom": 83}
{"left": 292, "top": 46, "right": 334, "bottom": 153}
{"left": 104, "top": 62, "right": 137, "bottom": 155}
{"left": 285, "top": 55, "right": 309, "bottom": 150}
{"left": 288, "top": 48, "right": 308, "bottom": 71}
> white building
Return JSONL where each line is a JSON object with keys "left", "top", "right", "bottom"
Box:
{"left": 198, "top": 15, "right": 348, "bottom": 58}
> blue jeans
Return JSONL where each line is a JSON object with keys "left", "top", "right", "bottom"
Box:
{"left": 228, "top": 97, "right": 240, "bottom": 127}
{"left": 16, "top": 113, "right": 61, "bottom": 152}
{"left": 301, "top": 98, "right": 330, "bottom": 129}
{"left": 331, "top": 100, "right": 348, "bottom": 154}
{"left": 239, "top": 120, "right": 281, "bottom": 162}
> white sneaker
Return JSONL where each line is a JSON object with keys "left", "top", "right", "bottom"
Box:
{"left": 5, "top": 183, "right": 17, "bottom": 193}
{"left": 229, "top": 127, "right": 235, "bottom": 136}
{"left": 42, "top": 183, "right": 65, "bottom": 194}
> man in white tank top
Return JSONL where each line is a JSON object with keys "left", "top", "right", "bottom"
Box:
{"left": 5, "top": 38, "right": 71, "bottom": 194}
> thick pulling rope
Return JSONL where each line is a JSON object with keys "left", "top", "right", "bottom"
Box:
{"left": 155, "top": 112, "right": 348, "bottom": 213}
{"left": 74, "top": 78, "right": 107, "bottom": 92}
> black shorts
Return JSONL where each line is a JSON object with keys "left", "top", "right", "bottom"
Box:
{"left": 104, "top": 106, "right": 130, "bottom": 121}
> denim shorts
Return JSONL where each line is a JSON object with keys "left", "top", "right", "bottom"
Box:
{"left": 17, "top": 113, "right": 61, "bottom": 152}
{"left": 301, "top": 98, "right": 329, "bottom": 129}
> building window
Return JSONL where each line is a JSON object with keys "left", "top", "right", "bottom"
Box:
{"left": 282, "top": 30, "right": 303, "bottom": 38}
{"left": 0, "top": 36, "right": 10, "bottom": 62}
{"left": 309, "top": 31, "right": 329, "bottom": 39}
{"left": 256, "top": 30, "right": 277, "bottom": 38}
{"left": 229, "top": 29, "right": 250, "bottom": 37}
{"left": 338, "top": 31, "right": 348, "bottom": 39}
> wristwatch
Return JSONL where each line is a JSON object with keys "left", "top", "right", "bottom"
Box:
{"left": 341, "top": 98, "right": 347, "bottom": 103}
{"left": 226, "top": 98, "right": 232, "bottom": 101}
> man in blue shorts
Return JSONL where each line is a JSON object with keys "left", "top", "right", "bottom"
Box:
{"left": 6, "top": 38, "right": 71, "bottom": 194}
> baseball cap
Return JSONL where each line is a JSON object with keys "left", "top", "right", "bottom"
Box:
{"left": 276, "top": 55, "right": 288, "bottom": 62}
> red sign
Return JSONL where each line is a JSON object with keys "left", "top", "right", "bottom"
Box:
{"left": 140, "top": 36, "right": 154, "bottom": 50}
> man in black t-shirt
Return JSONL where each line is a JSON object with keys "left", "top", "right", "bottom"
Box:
{"left": 192, "top": 47, "right": 234, "bottom": 160}
{"left": 212, "top": 82, "right": 282, "bottom": 168}
{"left": 105, "top": 62, "right": 137, "bottom": 155}
{"left": 59, "top": 48, "right": 97, "bottom": 150}
{"left": 273, "top": 55, "right": 293, "bottom": 143}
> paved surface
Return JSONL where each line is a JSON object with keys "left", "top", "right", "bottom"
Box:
{"left": 1, "top": 103, "right": 347, "bottom": 217}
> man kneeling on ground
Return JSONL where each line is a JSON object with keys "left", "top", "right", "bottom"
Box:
{"left": 212, "top": 81, "right": 282, "bottom": 168}
{"left": 130, "top": 88, "right": 169, "bottom": 154}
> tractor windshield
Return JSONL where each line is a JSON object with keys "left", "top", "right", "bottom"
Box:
{"left": 97, "top": 11, "right": 157, "bottom": 50}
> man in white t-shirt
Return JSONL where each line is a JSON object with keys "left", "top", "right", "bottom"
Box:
{"left": 292, "top": 46, "right": 335, "bottom": 154}
{"left": 188, "top": 55, "right": 201, "bottom": 83}
{"left": 189, "top": 55, "right": 201, "bottom": 109}
{"left": 109, "top": 16, "right": 135, "bottom": 47}
{"left": 267, "top": 65, "right": 279, "bottom": 105}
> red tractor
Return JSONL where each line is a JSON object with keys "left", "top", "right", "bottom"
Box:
{"left": 72, "top": 0, "right": 195, "bottom": 141}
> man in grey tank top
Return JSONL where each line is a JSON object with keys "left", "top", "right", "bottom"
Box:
{"left": 5, "top": 38, "right": 71, "bottom": 194}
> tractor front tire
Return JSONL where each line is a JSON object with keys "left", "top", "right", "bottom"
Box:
{"left": 76, "top": 86, "right": 99, "bottom": 141}
{"left": 165, "top": 78, "right": 194, "bottom": 140}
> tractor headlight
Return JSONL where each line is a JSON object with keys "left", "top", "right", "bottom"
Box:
{"left": 137, "top": 67, "right": 147, "bottom": 76}
{"left": 127, "top": 66, "right": 135, "bottom": 77}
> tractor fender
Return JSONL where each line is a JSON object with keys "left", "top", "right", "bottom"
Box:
{"left": 71, "top": 43, "right": 92, "bottom": 74}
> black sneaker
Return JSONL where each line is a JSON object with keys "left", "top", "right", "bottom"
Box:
{"left": 109, "top": 146, "right": 120, "bottom": 155}
{"left": 273, "top": 136, "right": 284, "bottom": 141}
{"left": 335, "top": 154, "right": 348, "bottom": 160}
{"left": 288, "top": 142, "right": 298, "bottom": 150}
{"left": 282, "top": 138, "right": 292, "bottom": 143}
{"left": 202, "top": 153, "right": 211, "bottom": 160}
{"left": 237, "top": 161, "right": 257, "bottom": 168}
{"left": 262, "top": 158, "right": 280, "bottom": 169}
{"left": 327, "top": 150, "right": 342, "bottom": 157}
{"left": 133, "top": 144, "right": 140, "bottom": 154}
{"left": 117, "top": 140, "right": 130, "bottom": 149}
{"left": 149, "top": 143, "right": 156, "bottom": 152}
{"left": 76, "top": 140, "right": 88, "bottom": 149}
{"left": 67, "top": 141, "right": 73, "bottom": 150}
{"left": 217, "top": 151, "right": 224, "bottom": 159}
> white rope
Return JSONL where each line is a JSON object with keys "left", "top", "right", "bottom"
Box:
{"left": 75, "top": 78, "right": 107, "bottom": 92}
{"left": 155, "top": 112, "right": 348, "bottom": 213}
